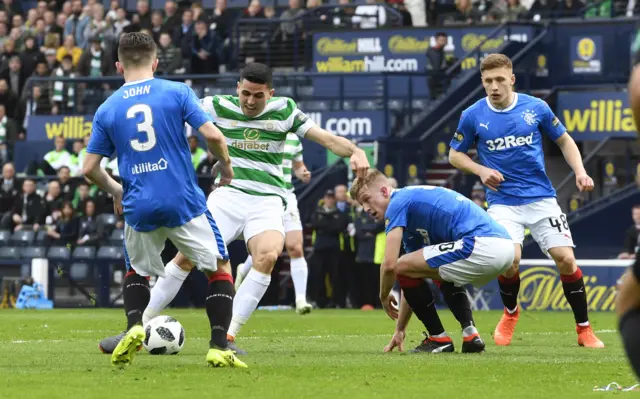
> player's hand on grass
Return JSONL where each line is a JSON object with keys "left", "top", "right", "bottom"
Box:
{"left": 381, "top": 294, "right": 399, "bottom": 320}
{"left": 384, "top": 329, "right": 405, "bottom": 353}
{"left": 350, "top": 149, "right": 370, "bottom": 178}
{"left": 576, "top": 173, "right": 594, "bottom": 192}
{"left": 479, "top": 167, "right": 504, "bottom": 192}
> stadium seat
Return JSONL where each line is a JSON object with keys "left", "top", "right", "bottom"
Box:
{"left": 388, "top": 99, "right": 405, "bottom": 111}
{"left": 47, "top": 246, "right": 71, "bottom": 260}
{"left": 21, "top": 246, "right": 47, "bottom": 259}
{"left": 412, "top": 99, "right": 428, "bottom": 110}
{"left": 109, "top": 229, "right": 124, "bottom": 246}
{"left": 0, "top": 247, "right": 19, "bottom": 259}
{"left": 69, "top": 263, "right": 89, "bottom": 280}
{"left": 278, "top": 86, "right": 293, "bottom": 97}
{"left": 305, "top": 101, "right": 330, "bottom": 111}
{"left": 34, "top": 231, "right": 48, "bottom": 244}
{"left": 10, "top": 230, "right": 35, "bottom": 246}
{"left": 0, "top": 230, "right": 11, "bottom": 245}
{"left": 356, "top": 100, "right": 380, "bottom": 110}
{"left": 297, "top": 86, "right": 314, "bottom": 97}
{"left": 98, "top": 214, "right": 117, "bottom": 228}
{"left": 72, "top": 246, "right": 96, "bottom": 260}
{"left": 97, "top": 246, "right": 124, "bottom": 260}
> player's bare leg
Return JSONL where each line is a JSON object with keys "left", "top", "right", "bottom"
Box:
{"left": 285, "top": 229, "right": 312, "bottom": 314}
{"left": 494, "top": 244, "right": 521, "bottom": 346}
{"left": 394, "top": 251, "right": 455, "bottom": 353}
{"left": 228, "top": 230, "right": 285, "bottom": 342}
{"left": 548, "top": 246, "right": 604, "bottom": 348}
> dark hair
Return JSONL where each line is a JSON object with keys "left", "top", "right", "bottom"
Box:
{"left": 240, "top": 63, "right": 273, "bottom": 88}
{"left": 435, "top": 32, "right": 447, "bottom": 39}
{"left": 117, "top": 32, "right": 157, "bottom": 68}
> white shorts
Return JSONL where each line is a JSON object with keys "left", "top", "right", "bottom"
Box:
{"left": 487, "top": 198, "right": 574, "bottom": 256}
{"left": 284, "top": 192, "right": 303, "bottom": 233}
{"left": 124, "top": 212, "right": 227, "bottom": 277}
{"left": 423, "top": 236, "right": 515, "bottom": 287}
{"left": 207, "top": 186, "right": 285, "bottom": 245}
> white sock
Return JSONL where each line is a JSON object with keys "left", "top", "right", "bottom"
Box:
{"left": 463, "top": 325, "right": 479, "bottom": 337}
{"left": 577, "top": 321, "right": 590, "bottom": 327}
{"left": 142, "top": 262, "right": 189, "bottom": 325}
{"left": 237, "top": 255, "right": 253, "bottom": 278}
{"left": 290, "top": 257, "right": 308, "bottom": 302}
{"left": 228, "top": 268, "right": 270, "bottom": 338}
{"left": 506, "top": 306, "right": 518, "bottom": 314}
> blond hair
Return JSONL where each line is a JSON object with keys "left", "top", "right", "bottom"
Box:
{"left": 349, "top": 168, "right": 386, "bottom": 201}
{"left": 480, "top": 53, "right": 512, "bottom": 73}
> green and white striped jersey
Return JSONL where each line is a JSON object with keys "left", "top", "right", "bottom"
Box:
{"left": 283, "top": 133, "right": 303, "bottom": 194}
{"left": 201, "top": 95, "right": 315, "bottom": 200}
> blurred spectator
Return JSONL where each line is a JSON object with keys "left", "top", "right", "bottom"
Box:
{"left": 113, "top": 8, "right": 131, "bottom": 38}
{"left": 163, "top": 1, "right": 181, "bottom": 35}
{"left": 134, "top": 0, "right": 153, "bottom": 31}
{"left": 189, "top": 136, "right": 207, "bottom": 169}
{"left": 106, "top": 0, "right": 120, "bottom": 21}
{"left": 52, "top": 12, "right": 66, "bottom": 43}
{"left": 44, "top": 10, "right": 61, "bottom": 39}
{"left": 447, "top": 0, "right": 482, "bottom": 23}
{"left": 1, "top": 179, "right": 43, "bottom": 232}
{"left": 149, "top": 10, "right": 164, "bottom": 43}
{"left": 330, "top": 0, "right": 355, "bottom": 28}
{"left": 471, "top": 181, "right": 487, "bottom": 209}
{"left": 64, "top": 0, "right": 86, "bottom": 47}
{"left": 33, "top": 18, "right": 47, "bottom": 48}
{"left": 0, "top": 79, "right": 18, "bottom": 119}
{"left": 42, "top": 136, "right": 72, "bottom": 175}
{"left": 23, "top": 85, "right": 52, "bottom": 130}
{"left": 211, "top": 0, "right": 235, "bottom": 41}
{"left": 57, "top": 165, "right": 76, "bottom": 201}
{"left": 0, "top": 162, "right": 19, "bottom": 216}
{"left": 77, "top": 199, "right": 107, "bottom": 246}
{"left": 489, "top": 0, "right": 528, "bottom": 20}
{"left": 425, "top": 32, "right": 448, "bottom": 100}
{"left": 353, "top": 0, "right": 387, "bottom": 28}
{"left": 280, "top": 0, "right": 305, "bottom": 41}
{"left": 78, "top": 36, "right": 114, "bottom": 112}
{"left": 559, "top": 0, "right": 585, "bottom": 17}
{"left": 306, "top": 0, "right": 330, "bottom": 31}
{"left": 51, "top": 54, "right": 77, "bottom": 115}
{"left": 173, "top": 9, "right": 194, "bottom": 64}
{"left": 57, "top": 34, "right": 82, "bottom": 66}
{"left": 73, "top": 182, "right": 90, "bottom": 214}
{"left": 68, "top": 139, "right": 83, "bottom": 175}
{"left": 354, "top": 205, "right": 384, "bottom": 309}
{"left": 0, "top": 0, "right": 21, "bottom": 16}
{"left": 83, "top": 4, "right": 116, "bottom": 53}
{"left": 47, "top": 201, "right": 79, "bottom": 246}
{"left": 0, "top": 39, "right": 18, "bottom": 69}
{"left": 335, "top": 183, "right": 356, "bottom": 307}
{"left": 619, "top": 205, "right": 640, "bottom": 259}
{"left": 192, "top": 3, "right": 208, "bottom": 23}
{"left": 528, "top": 0, "right": 558, "bottom": 18}
{"left": 44, "top": 179, "right": 64, "bottom": 223}
{"left": 191, "top": 19, "right": 223, "bottom": 74}
{"left": 1, "top": 56, "right": 27, "bottom": 97}
{"left": 156, "top": 32, "right": 183, "bottom": 75}
{"left": 0, "top": 22, "right": 8, "bottom": 50}
{"left": 0, "top": 103, "right": 18, "bottom": 163}
{"left": 20, "top": 37, "right": 43, "bottom": 78}
{"left": 393, "top": 2, "right": 414, "bottom": 26}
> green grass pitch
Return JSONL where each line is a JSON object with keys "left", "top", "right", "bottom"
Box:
{"left": 0, "top": 309, "right": 634, "bottom": 398}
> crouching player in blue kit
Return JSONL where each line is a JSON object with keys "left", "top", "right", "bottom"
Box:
{"left": 350, "top": 169, "right": 516, "bottom": 353}
{"left": 449, "top": 54, "right": 604, "bottom": 348}
{"left": 83, "top": 32, "right": 246, "bottom": 368}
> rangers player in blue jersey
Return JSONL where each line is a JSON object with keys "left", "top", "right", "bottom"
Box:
{"left": 448, "top": 53, "right": 603, "bottom": 348}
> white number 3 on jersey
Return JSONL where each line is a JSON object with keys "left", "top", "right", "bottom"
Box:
{"left": 127, "top": 104, "right": 157, "bottom": 152}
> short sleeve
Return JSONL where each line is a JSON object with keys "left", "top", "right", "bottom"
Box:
{"left": 384, "top": 191, "right": 410, "bottom": 234}
{"left": 289, "top": 99, "right": 316, "bottom": 137}
{"left": 87, "top": 109, "right": 115, "bottom": 157}
{"left": 294, "top": 138, "right": 303, "bottom": 162}
{"left": 449, "top": 110, "right": 476, "bottom": 153}
{"left": 182, "top": 85, "right": 213, "bottom": 130}
{"left": 539, "top": 100, "right": 566, "bottom": 141}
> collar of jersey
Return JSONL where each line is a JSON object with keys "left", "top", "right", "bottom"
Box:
{"left": 123, "top": 77, "right": 155, "bottom": 86}
{"left": 485, "top": 92, "right": 518, "bottom": 113}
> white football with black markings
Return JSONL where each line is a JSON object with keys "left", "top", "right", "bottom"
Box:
{"left": 143, "top": 315, "right": 185, "bottom": 355}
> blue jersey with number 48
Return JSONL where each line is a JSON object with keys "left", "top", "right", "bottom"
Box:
{"left": 384, "top": 186, "right": 510, "bottom": 254}
{"left": 87, "top": 78, "right": 212, "bottom": 232}
{"left": 449, "top": 93, "right": 567, "bottom": 206}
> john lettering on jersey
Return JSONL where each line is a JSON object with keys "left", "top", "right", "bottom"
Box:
{"left": 88, "top": 78, "right": 211, "bottom": 231}
{"left": 450, "top": 93, "right": 566, "bottom": 206}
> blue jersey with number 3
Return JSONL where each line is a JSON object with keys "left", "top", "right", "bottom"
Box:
{"left": 384, "top": 186, "right": 511, "bottom": 253}
{"left": 87, "top": 78, "right": 212, "bottom": 232}
{"left": 449, "top": 93, "right": 566, "bottom": 207}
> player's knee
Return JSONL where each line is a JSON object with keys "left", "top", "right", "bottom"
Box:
{"left": 253, "top": 250, "right": 279, "bottom": 273}
{"left": 553, "top": 251, "right": 577, "bottom": 274}
{"left": 502, "top": 262, "right": 519, "bottom": 278}
{"left": 172, "top": 253, "right": 194, "bottom": 271}
{"left": 286, "top": 243, "right": 304, "bottom": 259}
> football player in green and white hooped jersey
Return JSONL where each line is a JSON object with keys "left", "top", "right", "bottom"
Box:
{"left": 235, "top": 133, "right": 313, "bottom": 315}
{"left": 139, "top": 63, "right": 369, "bottom": 352}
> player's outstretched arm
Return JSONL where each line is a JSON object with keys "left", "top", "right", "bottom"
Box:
{"left": 304, "top": 126, "right": 369, "bottom": 178}
{"left": 380, "top": 227, "right": 403, "bottom": 320}
{"left": 198, "top": 121, "right": 233, "bottom": 186}
{"left": 293, "top": 160, "right": 311, "bottom": 184}
{"left": 554, "top": 133, "right": 594, "bottom": 192}
{"left": 82, "top": 153, "right": 123, "bottom": 214}
{"left": 449, "top": 148, "right": 504, "bottom": 191}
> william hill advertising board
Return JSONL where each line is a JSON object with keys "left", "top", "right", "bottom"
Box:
{"left": 311, "top": 27, "right": 533, "bottom": 97}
